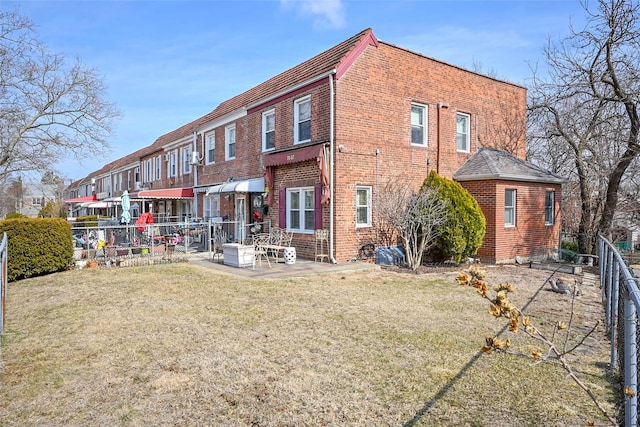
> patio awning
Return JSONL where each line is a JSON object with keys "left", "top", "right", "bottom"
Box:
{"left": 137, "top": 188, "right": 194, "bottom": 199}
{"left": 263, "top": 143, "right": 329, "bottom": 206}
{"left": 64, "top": 195, "right": 97, "bottom": 204}
{"left": 82, "top": 201, "right": 111, "bottom": 209}
{"left": 206, "top": 177, "right": 265, "bottom": 195}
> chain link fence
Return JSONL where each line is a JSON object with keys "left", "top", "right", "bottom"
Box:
{"left": 599, "top": 234, "right": 640, "bottom": 426}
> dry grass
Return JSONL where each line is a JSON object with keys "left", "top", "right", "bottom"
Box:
{"left": 0, "top": 263, "right": 618, "bottom": 426}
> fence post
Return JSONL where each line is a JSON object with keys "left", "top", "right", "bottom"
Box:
{"left": 0, "top": 232, "right": 7, "bottom": 335}
{"left": 624, "top": 291, "right": 638, "bottom": 427}
{"left": 606, "top": 250, "right": 614, "bottom": 330}
{"left": 611, "top": 261, "right": 620, "bottom": 370}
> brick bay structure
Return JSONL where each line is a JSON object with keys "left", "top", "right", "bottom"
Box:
{"left": 66, "top": 28, "right": 563, "bottom": 264}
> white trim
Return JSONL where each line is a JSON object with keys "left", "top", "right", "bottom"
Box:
{"left": 205, "top": 133, "right": 216, "bottom": 165}
{"left": 355, "top": 186, "right": 372, "bottom": 228}
{"left": 162, "top": 135, "right": 192, "bottom": 151}
{"left": 505, "top": 188, "right": 516, "bottom": 227}
{"left": 410, "top": 103, "right": 428, "bottom": 146}
{"left": 262, "top": 108, "right": 276, "bottom": 152}
{"left": 197, "top": 108, "right": 247, "bottom": 135}
{"left": 247, "top": 69, "right": 336, "bottom": 110}
{"left": 294, "top": 95, "right": 312, "bottom": 144}
{"left": 225, "top": 124, "right": 236, "bottom": 160}
{"left": 456, "top": 112, "right": 471, "bottom": 153}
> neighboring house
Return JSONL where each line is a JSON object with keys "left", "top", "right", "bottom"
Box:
{"left": 65, "top": 28, "right": 563, "bottom": 263}
{"left": 18, "top": 183, "right": 60, "bottom": 217}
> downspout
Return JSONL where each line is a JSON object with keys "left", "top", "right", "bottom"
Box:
{"left": 193, "top": 131, "right": 198, "bottom": 219}
{"left": 329, "top": 71, "right": 338, "bottom": 264}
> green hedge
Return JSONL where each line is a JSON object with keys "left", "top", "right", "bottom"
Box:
{"left": 422, "top": 171, "right": 486, "bottom": 263}
{"left": 0, "top": 218, "right": 74, "bottom": 281}
{"left": 73, "top": 215, "right": 109, "bottom": 228}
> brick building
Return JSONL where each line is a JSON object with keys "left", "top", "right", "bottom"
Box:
{"left": 66, "top": 28, "right": 563, "bottom": 263}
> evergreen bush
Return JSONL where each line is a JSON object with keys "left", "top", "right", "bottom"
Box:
{"left": 5, "top": 212, "right": 27, "bottom": 219}
{"left": 422, "top": 170, "right": 486, "bottom": 263}
{"left": 0, "top": 218, "right": 73, "bottom": 281}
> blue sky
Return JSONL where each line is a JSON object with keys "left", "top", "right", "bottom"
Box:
{"left": 4, "top": 0, "right": 588, "bottom": 181}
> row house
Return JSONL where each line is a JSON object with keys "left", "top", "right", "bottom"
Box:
{"left": 66, "top": 28, "right": 563, "bottom": 263}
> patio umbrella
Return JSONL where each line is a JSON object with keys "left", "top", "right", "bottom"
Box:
{"left": 120, "top": 190, "right": 132, "bottom": 224}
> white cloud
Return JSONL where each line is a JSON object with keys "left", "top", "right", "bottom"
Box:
{"left": 280, "top": 0, "right": 346, "bottom": 30}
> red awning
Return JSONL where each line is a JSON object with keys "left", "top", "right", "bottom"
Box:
{"left": 264, "top": 144, "right": 325, "bottom": 167}
{"left": 64, "top": 195, "right": 97, "bottom": 204}
{"left": 137, "top": 188, "right": 194, "bottom": 199}
{"left": 263, "top": 144, "right": 330, "bottom": 206}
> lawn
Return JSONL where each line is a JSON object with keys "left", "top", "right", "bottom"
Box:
{"left": 0, "top": 263, "right": 619, "bottom": 426}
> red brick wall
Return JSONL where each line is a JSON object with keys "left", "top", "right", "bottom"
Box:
{"left": 461, "top": 180, "right": 563, "bottom": 263}
{"left": 191, "top": 41, "right": 534, "bottom": 263}
{"left": 332, "top": 42, "right": 527, "bottom": 261}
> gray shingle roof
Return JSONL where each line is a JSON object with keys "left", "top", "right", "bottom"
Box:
{"left": 454, "top": 148, "right": 566, "bottom": 184}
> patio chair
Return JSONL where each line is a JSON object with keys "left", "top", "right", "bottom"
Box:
{"left": 212, "top": 230, "right": 227, "bottom": 263}
{"left": 253, "top": 233, "right": 272, "bottom": 268}
{"left": 315, "top": 229, "right": 329, "bottom": 263}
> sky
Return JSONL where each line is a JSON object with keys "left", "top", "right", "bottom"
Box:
{"left": 3, "top": 0, "right": 590, "bottom": 181}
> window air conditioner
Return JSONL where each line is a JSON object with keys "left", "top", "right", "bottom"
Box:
{"left": 135, "top": 181, "right": 143, "bottom": 190}
{"left": 164, "top": 154, "right": 170, "bottom": 162}
{"left": 191, "top": 151, "right": 202, "bottom": 165}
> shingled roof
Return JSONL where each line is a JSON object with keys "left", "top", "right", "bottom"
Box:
{"left": 453, "top": 148, "right": 565, "bottom": 184}
{"left": 197, "top": 28, "right": 377, "bottom": 124}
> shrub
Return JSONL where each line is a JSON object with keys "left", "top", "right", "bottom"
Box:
{"left": 0, "top": 218, "right": 73, "bottom": 281}
{"left": 422, "top": 171, "right": 486, "bottom": 263}
{"left": 39, "top": 201, "right": 66, "bottom": 218}
{"left": 74, "top": 215, "right": 108, "bottom": 228}
{"left": 561, "top": 239, "right": 579, "bottom": 253}
{"left": 5, "top": 212, "right": 27, "bottom": 219}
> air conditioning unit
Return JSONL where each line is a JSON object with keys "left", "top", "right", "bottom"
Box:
{"left": 191, "top": 151, "right": 202, "bottom": 165}
{"left": 135, "top": 181, "right": 143, "bottom": 190}
{"left": 164, "top": 154, "right": 170, "bottom": 162}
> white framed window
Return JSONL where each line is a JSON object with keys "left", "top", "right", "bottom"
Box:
{"left": 225, "top": 125, "right": 236, "bottom": 160}
{"left": 204, "top": 194, "right": 220, "bottom": 219}
{"left": 206, "top": 133, "right": 216, "bottom": 164}
{"left": 356, "top": 186, "right": 372, "bottom": 227}
{"left": 294, "top": 95, "right": 311, "bottom": 144}
{"left": 457, "top": 113, "right": 470, "bottom": 152}
{"left": 134, "top": 166, "right": 140, "bottom": 184}
{"left": 32, "top": 197, "right": 42, "bottom": 207}
{"left": 262, "top": 109, "right": 276, "bottom": 151}
{"left": 505, "top": 189, "right": 516, "bottom": 227}
{"left": 411, "top": 103, "right": 427, "bottom": 146}
{"left": 118, "top": 173, "right": 123, "bottom": 191}
{"left": 169, "top": 150, "right": 178, "bottom": 177}
{"left": 287, "top": 187, "right": 315, "bottom": 233}
{"left": 182, "top": 146, "right": 192, "bottom": 175}
{"left": 144, "top": 159, "right": 152, "bottom": 182}
{"left": 155, "top": 156, "right": 161, "bottom": 181}
{"left": 127, "top": 171, "right": 132, "bottom": 189}
{"left": 545, "top": 191, "right": 555, "bottom": 225}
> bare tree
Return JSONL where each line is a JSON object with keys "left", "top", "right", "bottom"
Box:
{"left": 377, "top": 176, "right": 449, "bottom": 270}
{"left": 528, "top": 0, "right": 640, "bottom": 251}
{"left": 0, "top": 9, "right": 119, "bottom": 180}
